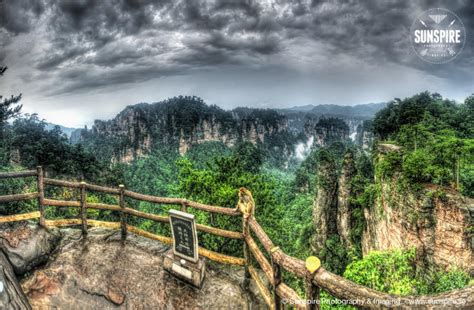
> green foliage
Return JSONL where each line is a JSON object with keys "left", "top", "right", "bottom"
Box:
{"left": 0, "top": 114, "right": 103, "bottom": 180}
{"left": 427, "top": 268, "right": 471, "bottom": 293}
{"left": 123, "top": 145, "right": 179, "bottom": 197}
{"left": 346, "top": 152, "right": 374, "bottom": 259}
{"left": 316, "top": 117, "right": 350, "bottom": 131}
{"left": 461, "top": 164, "right": 474, "bottom": 197}
{"left": 185, "top": 141, "right": 231, "bottom": 168}
{"left": 0, "top": 66, "right": 23, "bottom": 165}
{"left": 294, "top": 148, "right": 319, "bottom": 192}
{"left": 0, "top": 112, "right": 121, "bottom": 217}
{"left": 278, "top": 192, "right": 313, "bottom": 259}
{"left": 402, "top": 149, "right": 435, "bottom": 182}
{"left": 375, "top": 150, "right": 401, "bottom": 179}
{"left": 316, "top": 149, "right": 338, "bottom": 191}
{"left": 344, "top": 249, "right": 419, "bottom": 295}
{"left": 373, "top": 92, "right": 474, "bottom": 196}
{"left": 232, "top": 141, "right": 264, "bottom": 173}
{"left": 344, "top": 248, "right": 472, "bottom": 296}
{"left": 174, "top": 143, "right": 286, "bottom": 255}
{"left": 373, "top": 92, "right": 467, "bottom": 139}
{"left": 321, "top": 235, "right": 348, "bottom": 275}
{"left": 0, "top": 166, "right": 37, "bottom": 215}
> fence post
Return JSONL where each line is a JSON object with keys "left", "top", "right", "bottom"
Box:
{"left": 36, "top": 166, "right": 45, "bottom": 227}
{"left": 119, "top": 184, "right": 127, "bottom": 240}
{"left": 305, "top": 256, "right": 321, "bottom": 310}
{"left": 271, "top": 246, "right": 282, "bottom": 310}
{"left": 241, "top": 209, "right": 251, "bottom": 290}
{"left": 180, "top": 202, "right": 187, "bottom": 212}
{"left": 79, "top": 181, "right": 88, "bottom": 235}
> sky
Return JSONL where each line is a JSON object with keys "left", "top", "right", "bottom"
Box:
{"left": 0, "top": 0, "right": 473, "bottom": 128}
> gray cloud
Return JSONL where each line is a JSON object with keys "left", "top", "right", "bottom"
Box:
{"left": 0, "top": 0, "right": 472, "bottom": 126}
{"left": 0, "top": 0, "right": 44, "bottom": 34}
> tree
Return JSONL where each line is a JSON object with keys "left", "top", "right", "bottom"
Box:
{"left": 10, "top": 114, "right": 102, "bottom": 178}
{"left": 0, "top": 66, "right": 22, "bottom": 165}
{"left": 459, "top": 94, "right": 474, "bottom": 138}
{"left": 430, "top": 130, "right": 473, "bottom": 190}
{"left": 232, "top": 141, "right": 264, "bottom": 173}
{"left": 175, "top": 147, "right": 284, "bottom": 255}
{"left": 0, "top": 66, "right": 22, "bottom": 130}
{"left": 372, "top": 92, "right": 474, "bottom": 195}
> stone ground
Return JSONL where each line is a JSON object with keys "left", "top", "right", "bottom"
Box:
{"left": 20, "top": 228, "right": 266, "bottom": 309}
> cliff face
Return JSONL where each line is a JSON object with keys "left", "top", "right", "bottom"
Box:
{"left": 281, "top": 110, "right": 367, "bottom": 138}
{"left": 313, "top": 144, "right": 473, "bottom": 275}
{"left": 80, "top": 97, "right": 290, "bottom": 163}
{"left": 337, "top": 152, "right": 356, "bottom": 248}
{"left": 311, "top": 155, "right": 339, "bottom": 253}
{"left": 362, "top": 145, "right": 474, "bottom": 274}
{"left": 93, "top": 105, "right": 153, "bottom": 163}
{"left": 355, "top": 120, "right": 374, "bottom": 151}
{"left": 304, "top": 117, "right": 351, "bottom": 147}
{"left": 312, "top": 151, "right": 358, "bottom": 255}
{"left": 178, "top": 109, "right": 288, "bottom": 154}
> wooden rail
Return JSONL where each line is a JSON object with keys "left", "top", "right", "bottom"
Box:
{"left": 245, "top": 235, "right": 274, "bottom": 285}
{"left": 1, "top": 168, "right": 473, "bottom": 310}
{"left": 123, "top": 190, "right": 240, "bottom": 215}
{"left": 43, "top": 178, "right": 239, "bottom": 215}
{"left": 248, "top": 265, "right": 274, "bottom": 309}
{"left": 0, "top": 211, "right": 40, "bottom": 223}
{"left": 41, "top": 198, "right": 243, "bottom": 240}
{"left": 0, "top": 192, "right": 39, "bottom": 203}
{"left": 0, "top": 170, "right": 36, "bottom": 179}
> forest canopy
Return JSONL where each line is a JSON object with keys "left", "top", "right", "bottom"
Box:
{"left": 373, "top": 92, "right": 474, "bottom": 196}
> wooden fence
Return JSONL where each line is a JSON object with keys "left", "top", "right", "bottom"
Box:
{"left": 0, "top": 167, "right": 472, "bottom": 310}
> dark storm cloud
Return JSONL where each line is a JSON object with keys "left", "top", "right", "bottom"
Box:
{"left": 0, "top": 0, "right": 44, "bottom": 62}
{"left": 1, "top": 0, "right": 473, "bottom": 98}
{"left": 0, "top": 0, "right": 44, "bottom": 34}
{"left": 20, "top": 0, "right": 291, "bottom": 94}
{"left": 49, "top": 63, "right": 187, "bottom": 96}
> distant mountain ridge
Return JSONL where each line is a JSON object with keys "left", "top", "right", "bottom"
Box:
{"left": 45, "top": 123, "right": 78, "bottom": 138}
{"left": 285, "top": 104, "right": 317, "bottom": 112}
{"left": 282, "top": 102, "right": 386, "bottom": 117}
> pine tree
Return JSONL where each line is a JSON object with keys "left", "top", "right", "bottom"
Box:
{"left": 0, "top": 66, "right": 23, "bottom": 164}
{"left": 0, "top": 66, "right": 23, "bottom": 129}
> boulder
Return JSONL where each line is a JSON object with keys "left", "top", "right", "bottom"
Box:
{"left": 0, "top": 223, "right": 60, "bottom": 275}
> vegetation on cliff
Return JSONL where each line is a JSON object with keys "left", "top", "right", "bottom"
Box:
{"left": 344, "top": 248, "right": 471, "bottom": 296}
{"left": 373, "top": 92, "right": 474, "bottom": 196}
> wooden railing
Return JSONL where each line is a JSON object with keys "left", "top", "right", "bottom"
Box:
{"left": 0, "top": 167, "right": 473, "bottom": 310}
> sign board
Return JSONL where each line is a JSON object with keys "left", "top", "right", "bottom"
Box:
{"left": 169, "top": 209, "right": 198, "bottom": 263}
